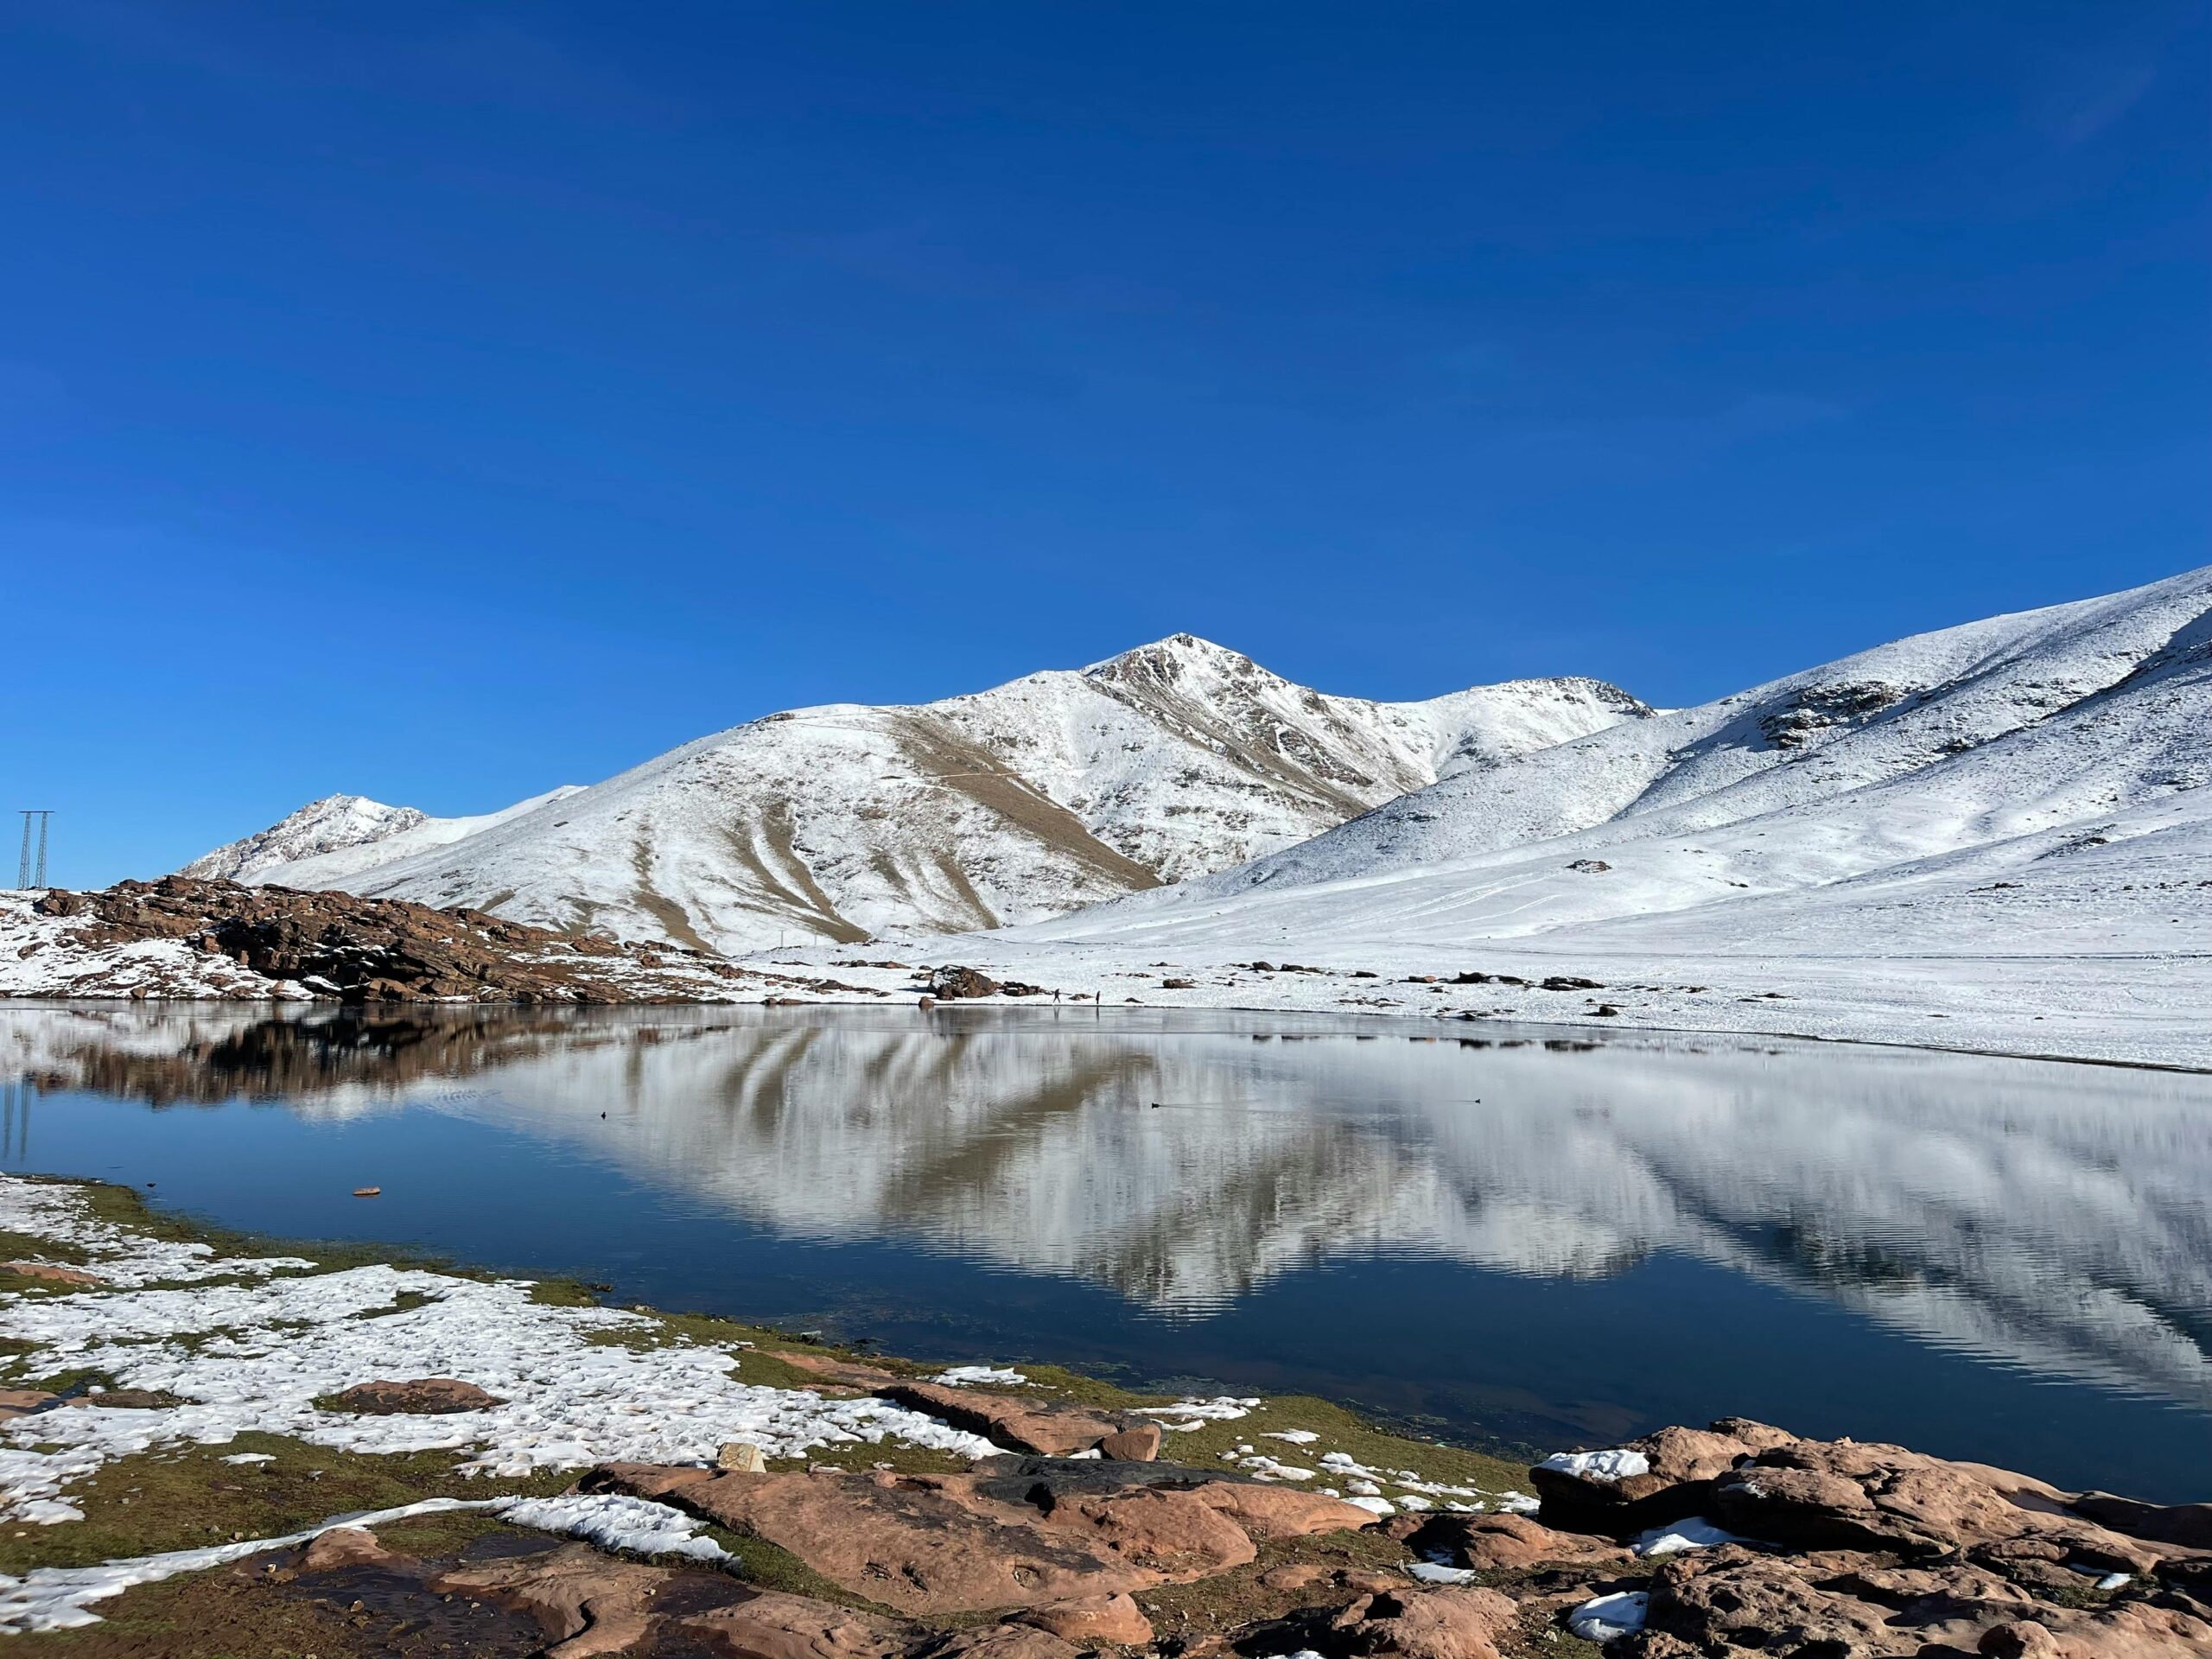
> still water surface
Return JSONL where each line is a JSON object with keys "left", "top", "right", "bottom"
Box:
{"left": 4, "top": 1002, "right": 2208, "bottom": 1498}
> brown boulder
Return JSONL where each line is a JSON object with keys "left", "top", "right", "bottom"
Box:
{"left": 1978, "top": 1624, "right": 2065, "bottom": 1658}
{"left": 1098, "top": 1423, "right": 1162, "bottom": 1462}
{"left": 327, "top": 1376, "right": 505, "bottom": 1414}
{"left": 1332, "top": 1586, "right": 1520, "bottom": 1659}
{"left": 1639, "top": 1550, "right": 1980, "bottom": 1656}
{"left": 1012, "top": 1592, "right": 1154, "bottom": 1646}
{"left": 882, "top": 1381, "right": 1122, "bottom": 1457}
{"left": 300, "top": 1526, "right": 407, "bottom": 1574}
{"left": 75, "top": 1388, "right": 175, "bottom": 1410}
{"left": 0, "top": 1389, "right": 57, "bottom": 1418}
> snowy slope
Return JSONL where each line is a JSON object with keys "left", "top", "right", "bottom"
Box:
{"left": 188, "top": 638, "right": 1645, "bottom": 952}
{"left": 182, "top": 795, "right": 426, "bottom": 880}
{"left": 183, "top": 789, "right": 582, "bottom": 884}
{"left": 1020, "top": 568, "right": 2212, "bottom": 957}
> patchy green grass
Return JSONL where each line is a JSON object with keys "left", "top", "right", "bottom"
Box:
{"left": 0, "top": 1225, "right": 94, "bottom": 1268}
{"left": 0, "top": 1434, "right": 575, "bottom": 1577}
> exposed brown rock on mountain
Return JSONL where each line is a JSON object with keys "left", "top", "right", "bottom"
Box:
{"left": 18, "top": 875, "right": 749, "bottom": 1003}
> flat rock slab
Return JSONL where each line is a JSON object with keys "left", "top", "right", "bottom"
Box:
{"left": 880, "top": 1382, "right": 1123, "bottom": 1458}
{"left": 772, "top": 1351, "right": 908, "bottom": 1391}
{"left": 585, "top": 1460, "right": 1376, "bottom": 1617}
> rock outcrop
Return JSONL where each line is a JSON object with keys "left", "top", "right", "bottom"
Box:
{"left": 234, "top": 1414, "right": 2212, "bottom": 1657}
{"left": 11, "top": 876, "right": 751, "bottom": 1002}
{"left": 581, "top": 1458, "right": 1376, "bottom": 1617}
{"left": 1523, "top": 1421, "right": 2212, "bottom": 1656}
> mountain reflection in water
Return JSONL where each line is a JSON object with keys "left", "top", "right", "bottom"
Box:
{"left": 6, "top": 1003, "right": 2209, "bottom": 1495}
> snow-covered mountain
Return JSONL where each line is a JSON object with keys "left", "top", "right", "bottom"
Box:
{"left": 184, "top": 788, "right": 583, "bottom": 883}
{"left": 186, "top": 637, "right": 1647, "bottom": 952}
{"left": 1011, "top": 567, "right": 2212, "bottom": 963}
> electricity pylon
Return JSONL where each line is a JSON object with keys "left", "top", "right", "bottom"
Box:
{"left": 16, "top": 811, "right": 51, "bottom": 890}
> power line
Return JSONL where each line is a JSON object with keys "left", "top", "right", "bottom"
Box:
{"left": 16, "top": 811, "right": 51, "bottom": 890}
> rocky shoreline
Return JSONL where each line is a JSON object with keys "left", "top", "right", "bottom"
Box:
{"left": 0, "top": 1175, "right": 2202, "bottom": 1656}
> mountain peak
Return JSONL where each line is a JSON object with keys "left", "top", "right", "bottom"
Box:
{"left": 1084, "top": 633, "right": 1263, "bottom": 684}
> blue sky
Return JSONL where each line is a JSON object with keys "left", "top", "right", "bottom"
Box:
{"left": 3, "top": 3, "right": 2206, "bottom": 886}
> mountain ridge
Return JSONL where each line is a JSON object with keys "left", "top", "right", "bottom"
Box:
{"left": 184, "top": 634, "right": 1649, "bottom": 952}
{"left": 1008, "top": 566, "right": 2212, "bottom": 955}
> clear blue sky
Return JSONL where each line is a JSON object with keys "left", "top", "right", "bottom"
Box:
{"left": 4, "top": 3, "right": 2205, "bottom": 887}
